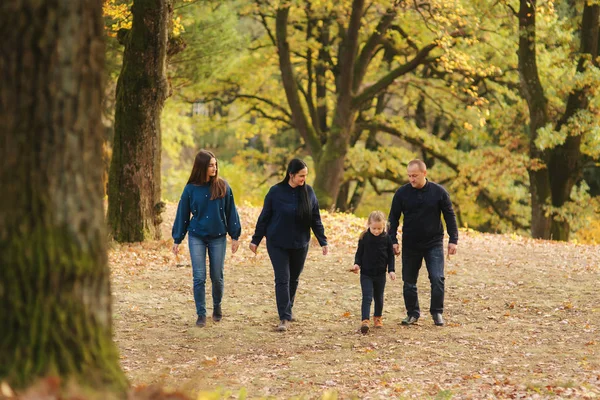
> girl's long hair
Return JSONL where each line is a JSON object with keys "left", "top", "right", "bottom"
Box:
{"left": 359, "top": 210, "right": 387, "bottom": 239}
{"left": 279, "top": 158, "right": 311, "bottom": 226}
{"left": 187, "top": 150, "right": 226, "bottom": 200}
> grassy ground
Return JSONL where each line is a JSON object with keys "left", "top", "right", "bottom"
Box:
{"left": 110, "top": 204, "right": 600, "bottom": 399}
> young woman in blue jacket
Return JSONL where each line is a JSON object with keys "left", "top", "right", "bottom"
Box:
{"left": 172, "top": 150, "right": 241, "bottom": 327}
{"left": 249, "top": 159, "right": 328, "bottom": 331}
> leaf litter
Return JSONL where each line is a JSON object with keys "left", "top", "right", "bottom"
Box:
{"left": 110, "top": 204, "right": 600, "bottom": 399}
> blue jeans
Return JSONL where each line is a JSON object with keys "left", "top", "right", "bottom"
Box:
{"left": 402, "top": 244, "right": 445, "bottom": 318}
{"left": 188, "top": 234, "right": 227, "bottom": 317}
{"left": 360, "top": 274, "right": 386, "bottom": 320}
{"left": 266, "top": 242, "right": 309, "bottom": 321}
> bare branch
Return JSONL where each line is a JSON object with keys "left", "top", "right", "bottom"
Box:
{"left": 352, "top": 42, "right": 437, "bottom": 108}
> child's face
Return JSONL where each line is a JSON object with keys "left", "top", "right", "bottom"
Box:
{"left": 369, "top": 220, "right": 385, "bottom": 236}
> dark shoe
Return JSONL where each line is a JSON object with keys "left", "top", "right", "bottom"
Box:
{"left": 360, "top": 319, "right": 370, "bottom": 334}
{"left": 401, "top": 315, "right": 419, "bottom": 326}
{"left": 432, "top": 313, "right": 444, "bottom": 326}
{"left": 196, "top": 315, "right": 206, "bottom": 327}
{"left": 212, "top": 305, "right": 222, "bottom": 322}
{"left": 277, "top": 320, "right": 289, "bottom": 332}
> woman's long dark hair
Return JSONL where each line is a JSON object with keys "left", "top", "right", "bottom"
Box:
{"left": 279, "top": 158, "right": 312, "bottom": 226}
{"left": 187, "top": 150, "right": 226, "bottom": 200}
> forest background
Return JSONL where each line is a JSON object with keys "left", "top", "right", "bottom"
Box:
{"left": 2, "top": 0, "right": 600, "bottom": 397}
{"left": 101, "top": 0, "right": 600, "bottom": 243}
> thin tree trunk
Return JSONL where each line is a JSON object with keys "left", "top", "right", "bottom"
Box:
{"left": 107, "top": 0, "right": 172, "bottom": 242}
{"left": 547, "top": 3, "right": 599, "bottom": 241}
{"left": 518, "top": 0, "right": 552, "bottom": 239}
{"left": 0, "top": 0, "right": 127, "bottom": 391}
{"left": 336, "top": 181, "right": 351, "bottom": 211}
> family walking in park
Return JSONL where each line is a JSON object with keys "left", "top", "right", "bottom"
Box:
{"left": 172, "top": 151, "right": 458, "bottom": 333}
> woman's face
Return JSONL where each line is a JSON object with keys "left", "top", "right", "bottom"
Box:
{"left": 289, "top": 167, "right": 308, "bottom": 187}
{"left": 206, "top": 157, "right": 217, "bottom": 180}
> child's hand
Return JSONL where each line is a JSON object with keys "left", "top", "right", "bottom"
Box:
{"left": 389, "top": 272, "right": 396, "bottom": 281}
{"left": 349, "top": 264, "right": 360, "bottom": 274}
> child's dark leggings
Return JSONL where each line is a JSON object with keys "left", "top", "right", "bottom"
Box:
{"left": 360, "top": 273, "right": 386, "bottom": 320}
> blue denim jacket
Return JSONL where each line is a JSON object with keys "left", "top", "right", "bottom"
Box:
{"left": 172, "top": 181, "right": 241, "bottom": 244}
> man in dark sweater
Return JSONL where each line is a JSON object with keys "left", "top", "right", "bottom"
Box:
{"left": 388, "top": 159, "right": 458, "bottom": 326}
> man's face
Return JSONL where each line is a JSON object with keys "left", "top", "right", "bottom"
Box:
{"left": 407, "top": 164, "right": 427, "bottom": 189}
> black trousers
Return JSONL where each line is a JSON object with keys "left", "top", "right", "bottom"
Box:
{"left": 402, "top": 244, "right": 445, "bottom": 318}
{"left": 266, "top": 242, "right": 309, "bottom": 321}
{"left": 360, "top": 273, "right": 386, "bottom": 320}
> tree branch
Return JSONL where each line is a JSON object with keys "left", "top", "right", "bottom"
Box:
{"left": 352, "top": 42, "right": 437, "bottom": 108}
{"left": 353, "top": 8, "right": 397, "bottom": 92}
{"left": 275, "top": 5, "right": 323, "bottom": 159}
{"left": 362, "top": 122, "right": 529, "bottom": 229}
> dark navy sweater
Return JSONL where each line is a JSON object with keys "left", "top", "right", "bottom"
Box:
{"left": 172, "top": 182, "right": 241, "bottom": 244}
{"left": 251, "top": 183, "right": 327, "bottom": 249}
{"left": 388, "top": 180, "right": 458, "bottom": 249}
{"left": 354, "top": 231, "right": 395, "bottom": 276}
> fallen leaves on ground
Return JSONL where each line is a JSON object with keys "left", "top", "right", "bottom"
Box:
{"left": 108, "top": 203, "right": 600, "bottom": 399}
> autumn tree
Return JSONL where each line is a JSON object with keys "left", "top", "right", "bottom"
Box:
{"left": 0, "top": 0, "right": 127, "bottom": 391}
{"left": 107, "top": 0, "right": 185, "bottom": 242}
{"left": 515, "top": 0, "right": 599, "bottom": 240}
{"left": 199, "top": 0, "right": 469, "bottom": 208}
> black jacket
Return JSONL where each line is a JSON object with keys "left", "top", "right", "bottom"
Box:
{"left": 388, "top": 180, "right": 458, "bottom": 249}
{"left": 354, "top": 230, "right": 395, "bottom": 276}
{"left": 251, "top": 183, "right": 327, "bottom": 249}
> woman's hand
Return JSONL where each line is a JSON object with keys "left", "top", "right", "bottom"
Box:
{"left": 322, "top": 245, "right": 328, "bottom": 256}
{"left": 231, "top": 240, "right": 240, "bottom": 254}
{"left": 249, "top": 243, "right": 258, "bottom": 254}
{"left": 172, "top": 243, "right": 179, "bottom": 255}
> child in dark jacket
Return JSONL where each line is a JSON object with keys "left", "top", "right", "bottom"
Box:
{"left": 352, "top": 211, "right": 396, "bottom": 334}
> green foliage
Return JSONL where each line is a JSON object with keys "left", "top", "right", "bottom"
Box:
{"left": 103, "top": 0, "right": 600, "bottom": 240}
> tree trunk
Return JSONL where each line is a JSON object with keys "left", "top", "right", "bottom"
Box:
{"left": 518, "top": 0, "right": 552, "bottom": 239}
{"left": 313, "top": 120, "right": 354, "bottom": 208}
{"left": 548, "top": 3, "right": 599, "bottom": 241}
{"left": 519, "top": 1, "right": 599, "bottom": 241}
{"left": 107, "top": 0, "right": 172, "bottom": 242}
{"left": 336, "top": 181, "right": 351, "bottom": 211}
{"left": 0, "top": 0, "right": 127, "bottom": 392}
{"left": 348, "top": 180, "right": 367, "bottom": 211}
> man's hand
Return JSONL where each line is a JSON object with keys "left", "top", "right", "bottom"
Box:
{"left": 389, "top": 271, "right": 396, "bottom": 281}
{"left": 231, "top": 240, "right": 239, "bottom": 254}
{"left": 249, "top": 243, "right": 258, "bottom": 254}
{"left": 322, "top": 245, "right": 329, "bottom": 256}
{"left": 393, "top": 244, "right": 400, "bottom": 256}
{"left": 172, "top": 243, "right": 179, "bottom": 255}
{"left": 351, "top": 264, "right": 360, "bottom": 274}
{"left": 448, "top": 243, "right": 457, "bottom": 256}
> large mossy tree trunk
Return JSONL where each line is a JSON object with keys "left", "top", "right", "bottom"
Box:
{"left": 107, "top": 0, "right": 172, "bottom": 242}
{"left": 0, "top": 0, "right": 127, "bottom": 392}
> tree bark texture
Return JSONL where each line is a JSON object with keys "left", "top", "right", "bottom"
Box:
{"left": 518, "top": 0, "right": 599, "bottom": 240}
{"left": 546, "top": 3, "right": 599, "bottom": 241}
{"left": 107, "top": 0, "right": 171, "bottom": 242}
{"left": 518, "top": 0, "right": 552, "bottom": 239}
{"left": 0, "top": 0, "right": 127, "bottom": 391}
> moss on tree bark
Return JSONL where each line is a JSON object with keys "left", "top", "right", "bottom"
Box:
{"left": 0, "top": 0, "right": 127, "bottom": 392}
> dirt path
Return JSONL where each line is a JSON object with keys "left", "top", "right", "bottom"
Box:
{"left": 110, "top": 205, "right": 600, "bottom": 399}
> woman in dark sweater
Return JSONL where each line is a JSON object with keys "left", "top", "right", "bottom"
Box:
{"left": 249, "top": 159, "right": 328, "bottom": 331}
{"left": 172, "top": 150, "right": 241, "bottom": 328}
{"left": 352, "top": 211, "right": 396, "bottom": 334}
